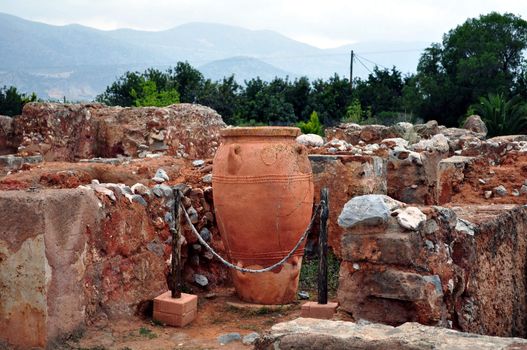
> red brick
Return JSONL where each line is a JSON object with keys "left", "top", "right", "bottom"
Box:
{"left": 301, "top": 301, "right": 338, "bottom": 319}
{"left": 153, "top": 292, "right": 198, "bottom": 327}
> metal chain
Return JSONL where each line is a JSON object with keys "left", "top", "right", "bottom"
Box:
{"left": 180, "top": 201, "right": 323, "bottom": 273}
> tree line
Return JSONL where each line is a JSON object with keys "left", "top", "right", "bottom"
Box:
{"left": 2, "top": 12, "right": 527, "bottom": 136}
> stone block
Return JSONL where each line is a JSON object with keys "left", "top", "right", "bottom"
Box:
{"left": 309, "top": 154, "right": 387, "bottom": 257}
{"left": 0, "top": 188, "right": 100, "bottom": 349}
{"left": 341, "top": 231, "right": 420, "bottom": 266}
{"left": 153, "top": 291, "right": 198, "bottom": 327}
{"left": 436, "top": 156, "right": 474, "bottom": 204}
{"left": 301, "top": 302, "right": 338, "bottom": 319}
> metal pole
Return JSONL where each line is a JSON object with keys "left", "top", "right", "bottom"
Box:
{"left": 318, "top": 188, "right": 329, "bottom": 304}
{"left": 170, "top": 189, "right": 182, "bottom": 298}
{"left": 350, "top": 50, "right": 354, "bottom": 91}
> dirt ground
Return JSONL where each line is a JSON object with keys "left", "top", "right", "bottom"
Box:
{"left": 62, "top": 287, "right": 345, "bottom": 350}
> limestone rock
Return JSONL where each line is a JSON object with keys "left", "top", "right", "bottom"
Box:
{"left": 395, "top": 207, "right": 426, "bottom": 230}
{"left": 463, "top": 114, "right": 488, "bottom": 136}
{"left": 296, "top": 134, "right": 324, "bottom": 147}
{"left": 337, "top": 195, "right": 391, "bottom": 229}
{"left": 257, "top": 318, "right": 527, "bottom": 350}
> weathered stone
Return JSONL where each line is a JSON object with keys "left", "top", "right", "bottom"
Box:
{"left": 309, "top": 155, "right": 387, "bottom": 257}
{"left": 202, "top": 174, "right": 212, "bottom": 183}
{"left": 436, "top": 156, "right": 474, "bottom": 204}
{"left": 192, "top": 159, "right": 205, "bottom": 167}
{"left": 338, "top": 265, "right": 444, "bottom": 326}
{"left": 15, "top": 102, "right": 225, "bottom": 160}
{"left": 296, "top": 133, "right": 324, "bottom": 147}
{"left": 154, "top": 168, "right": 169, "bottom": 182}
{"left": 463, "top": 115, "right": 488, "bottom": 136}
{"left": 411, "top": 134, "right": 449, "bottom": 153}
{"left": 0, "top": 189, "right": 100, "bottom": 349}
{"left": 199, "top": 227, "right": 211, "bottom": 242}
{"left": 131, "top": 183, "right": 150, "bottom": 196}
{"left": 395, "top": 207, "right": 426, "bottom": 231}
{"left": 131, "top": 194, "right": 148, "bottom": 206}
{"left": 194, "top": 274, "right": 208, "bottom": 287}
{"left": 242, "top": 332, "right": 260, "bottom": 345}
{"left": 218, "top": 332, "right": 241, "bottom": 345}
{"left": 494, "top": 185, "right": 507, "bottom": 196}
{"left": 256, "top": 318, "right": 527, "bottom": 350}
{"left": 338, "top": 195, "right": 391, "bottom": 229}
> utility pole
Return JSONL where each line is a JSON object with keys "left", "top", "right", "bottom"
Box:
{"left": 350, "top": 50, "right": 354, "bottom": 91}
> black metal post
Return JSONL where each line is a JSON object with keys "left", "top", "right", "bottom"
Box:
{"left": 318, "top": 188, "right": 329, "bottom": 304}
{"left": 170, "top": 189, "right": 182, "bottom": 298}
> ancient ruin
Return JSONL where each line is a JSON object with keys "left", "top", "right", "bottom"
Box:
{"left": 2, "top": 103, "right": 527, "bottom": 349}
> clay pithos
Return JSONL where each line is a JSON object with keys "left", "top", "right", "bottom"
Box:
{"left": 212, "top": 127, "right": 314, "bottom": 304}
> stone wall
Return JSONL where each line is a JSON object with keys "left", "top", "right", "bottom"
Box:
{"left": 0, "top": 189, "right": 100, "bottom": 349}
{"left": 14, "top": 102, "right": 225, "bottom": 161}
{"left": 335, "top": 194, "right": 527, "bottom": 337}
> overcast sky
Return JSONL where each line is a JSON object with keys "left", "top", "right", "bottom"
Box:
{"left": 1, "top": 0, "right": 527, "bottom": 48}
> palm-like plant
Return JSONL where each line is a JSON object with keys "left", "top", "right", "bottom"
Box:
{"left": 471, "top": 93, "right": 527, "bottom": 137}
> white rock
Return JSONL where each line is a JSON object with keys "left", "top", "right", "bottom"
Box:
{"left": 296, "top": 134, "right": 324, "bottom": 147}
{"left": 381, "top": 138, "right": 409, "bottom": 149}
{"left": 202, "top": 174, "right": 212, "bottom": 183}
{"left": 338, "top": 195, "right": 391, "bottom": 229}
{"left": 192, "top": 159, "right": 205, "bottom": 167}
{"left": 412, "top": 134, "right": 449, "bottom": 153}
{"left": 484, "top": 191, "right": 493, "bottom": 199}
{"left": 154, "top": 168, "right": 169, "bottom": 181}
{"left": 395, "top": 207, "right": 426, "bottom": 231}
{"left": 131, "top": 183, "right": 150, "bottom": 195}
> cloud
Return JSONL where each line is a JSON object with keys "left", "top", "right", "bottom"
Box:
{"left": 1, "top": 0, "right": 527, "bottom": 47}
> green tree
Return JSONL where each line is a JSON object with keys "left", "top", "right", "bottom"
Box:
{"left": 470, "top": 93, "right": 527, "bottom": 136}
{"left": 169, "top": 62, "right": 205, "bottom": 103}
{"left": 297, "top": 111, "right": 323, "bottom": 136}
{"left": 96, "top": 71, "right": 145, "bottom": 106}
{"left": 0, "top": 86, "right": 37, "bottom": 116}
{"left": 310, "top": 74, "right": 351, "bottom": 126}
{"left": 132, "top": 80, "right": 180, "bottom": 107}
{"left": 353, "top": 66, "right": 404, "bottom": 116}
{"left": 343, "top": 99, "right": 363, "bottom": 124}
{"left": 412, "top": 12, "right": 527, "bottom": 126}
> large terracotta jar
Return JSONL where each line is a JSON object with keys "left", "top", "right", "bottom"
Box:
{"left": 212, "top": 127, "right": 314, "bottom": 304}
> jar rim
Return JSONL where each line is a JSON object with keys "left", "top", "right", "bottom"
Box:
{"left": 220, "top": 126, "right": 300, "bottom": 137}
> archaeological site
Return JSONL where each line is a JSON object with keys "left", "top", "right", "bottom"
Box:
{"left": 2, "top": 102, "right": 527, "bottom": 350}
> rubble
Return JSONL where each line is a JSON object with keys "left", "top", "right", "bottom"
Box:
{"left": 3, "top": 104, "right": 527, "bottom": 347}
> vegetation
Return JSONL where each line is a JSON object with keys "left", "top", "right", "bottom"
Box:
{"left": 299, "top": 250, "right": 340, "bottom": 297}
{"left": 470, "top": 93, "right": 527, "bottom": 137}
{"left": 0, "top": 86, "right": 37, "bottom": 116}
{"left": 297, "top": 111, "right": 323, "bottom": 135}
{"left": 2, "top": 12, "right": 526, "bottom": 136}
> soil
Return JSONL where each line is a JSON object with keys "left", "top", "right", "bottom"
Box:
{"left": 62, "top": 287, "right": 345, "bottom": 350}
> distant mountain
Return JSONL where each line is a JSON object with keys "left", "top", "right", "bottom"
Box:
{"left": 199, "top": 56, "right": 296, "bottom": 82}
{"left": 0, "top": 12, "right": 430, "bottom": 100}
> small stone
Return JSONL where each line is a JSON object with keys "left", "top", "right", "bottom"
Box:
{"left": 173, "top": 183, "right": 191, "bottom": 195}
{"left": 352, "top": 263, "right": 360, "bottom": 270}
{"left": 298, "top": 291, "right": 310, "bottom": 300}
{"left": 192, "top": 244, "right": 202, "bottom": 252}
{"left": 296, "top": 134, "right": 324, "bottom": 147}
{"left": 425, "top": 240, "right": 435, "bottom": 251}
{"left": 131, "top": 194, "right": 147, "bottom": 206}
{"left": 91, "top": 179, "right": 100, "bottom": 185}
{"left": 131, "top": 183, "right": 150, "bottom": 196}
{"left": 202, "top": 174, "right": 212, "bottom": 183}
{"left": 190, "top": 255, "right": 200, "bottom": 266}
{"left": 484, "top": 191, "right": 493, "bottom": 199}
{"left": 242, "top": 332, "right": 259, "bottom": 345}
{"left": 154, "top": 168, "right": 169, "bottom": 181}
{"left": 93, "top": 185, "right": 116, "bottom": 202}
{"left": 520, "top": 185, "right": 527, "bottom": 195}
{"left": 199, "top": 227, "right": 211, "bottom": 242}
{"left": 512, "top": 189, "right": 520, "bottom": 197}
{"left": 494, "top": 185, "right": 507, "bottom": 196}
{"left": 194, "top": 274, "right": 208, "bottom": 287}
{"left": 327, "top": 147, "right": 338, "bottom": 153}
{"left": 456, "top": 219, "right": 475, "bottom": 236}
{"left": 395, "top": 207, "right": 426, "bottom": 231}
{"left": 192, "top": 159, "right": 205, "bottom": 167}
{"left": 202, "top": 251, "right": 213, "bottom": 260}
{"left": 218, "top": 333, "right": 241, "bottom": 345}
{"left": 478, "top": 179, "right": 486, "bottom": 185}
{"left": 188, "top": 207, "right": 199, "bottom": 224}
{"left": 164, "top": 212, "right": 173, "bottom": 225}
{"left": 152, "top": 176, "right": 166, "bottom": 184}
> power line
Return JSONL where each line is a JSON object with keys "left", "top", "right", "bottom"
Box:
{"left": 354, "top": 55, "right": 373, "bottom": 75}
{"left": 355, "top": 53, "right": 388, "bottom": 70}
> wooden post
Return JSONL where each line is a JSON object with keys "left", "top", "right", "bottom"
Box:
{"left": 170, "top": 189, "right": 182, "bottom": 298}
{"left": 318, "top": 188, "right": 329, "bottom": 305}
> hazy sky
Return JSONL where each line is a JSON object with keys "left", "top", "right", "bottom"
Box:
{"left": 1, "top": 0, "right": 527, "bottom": 48}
